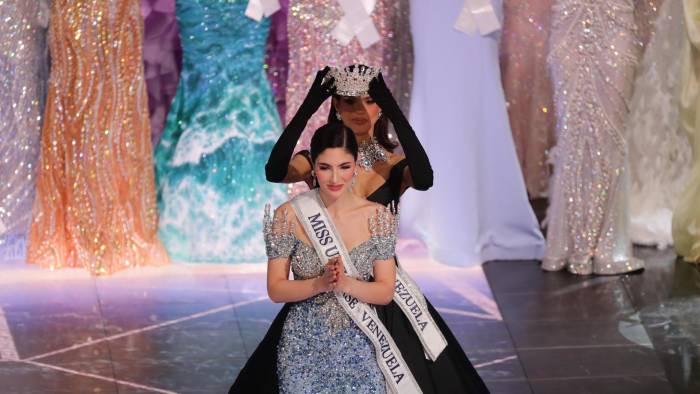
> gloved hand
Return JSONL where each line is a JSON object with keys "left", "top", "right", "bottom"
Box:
{"left": 265, "top": 67, "right": 334, "bottom": 182}
{"left": 368, "top": 73, "right": 434, "bottom": 191}
{"left": 299, "top": 66, "right": 335, "bottom": 116}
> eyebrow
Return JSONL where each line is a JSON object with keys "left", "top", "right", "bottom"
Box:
{"left": 318, "top": 161, "right": 354, "bottom": 166}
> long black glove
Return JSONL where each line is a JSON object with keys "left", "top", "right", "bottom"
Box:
{"left": 369, "top": 73, "right": 434, "bottom": 191}
{"left": 265, "top": 67, "right": 335, "bottom": 182}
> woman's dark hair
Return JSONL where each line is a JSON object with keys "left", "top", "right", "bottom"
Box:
{"left": 328, "top": 99, "right": 398, "bottom": 152}
{"left": 310, "top": 122, "right": 359, "bottom": 164}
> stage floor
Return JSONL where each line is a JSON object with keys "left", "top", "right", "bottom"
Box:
{"left": 0, "top": 243, "right": 697, "bottom": 393}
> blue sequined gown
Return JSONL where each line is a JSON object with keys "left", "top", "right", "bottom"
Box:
{"left": 263, "top": 208, "right": 395, "bottom": 393}
{"left": 154, "top": 0, "right": 285, "bottom": 262}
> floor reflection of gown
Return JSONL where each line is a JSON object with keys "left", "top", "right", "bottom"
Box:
{"left": 27, "top": 0, "right": 168, "bottom": 275}
{"left": 231, "top": 162, "right": 489, "bottom": 393}
{"left": 286, "top": 0, "right": 414, "bottom": 153}
{"left": 673, "top": 0, "right": 700, "bottom": 263}
{"left": 627, "top": 0, "right": 689, "bottom": 248}
{"left": 500, "top": 0, "right": 557, "bottom": 198}
{"left": 0, "top": 0, "right": 49, "bottom": 261}
{"left": 154, "top": 0, "right": 285, "bottom": 263}
{"left": 544, "top": 0, "right": 644, "bottom": 274}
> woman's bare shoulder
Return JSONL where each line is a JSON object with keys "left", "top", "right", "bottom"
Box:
{"left": 388, "top": 152, "right": 406, "bottom": 165}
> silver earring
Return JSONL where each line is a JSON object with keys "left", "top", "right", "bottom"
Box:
{"left": 311, "top": 171, "right": 317, "bottom": 187}
{"left": 336, "top": 112, "right": 342, "bottom": 121}
{"left": 352, "top": 170, "right": 357, "bottom": 187}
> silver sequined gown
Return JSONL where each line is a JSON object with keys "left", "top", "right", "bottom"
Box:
{"left": 0, "top": 0, "right": 49, "bottom": 260}
{"left": 543, "top": 0, "right": 644, "bottom": 275}
{"left": 264, "top": 210, "right": 397, "bottom": 393}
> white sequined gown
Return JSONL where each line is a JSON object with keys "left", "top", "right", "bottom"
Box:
{"left": 627, "top": 0, "right": 689, "bottom": 248}
{"left": 544, "top": 0, "right": 644, "bottom": 275}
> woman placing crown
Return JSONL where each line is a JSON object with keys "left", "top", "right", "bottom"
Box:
{"left": 231, "top": 66, "right": 488, "bottom": 393}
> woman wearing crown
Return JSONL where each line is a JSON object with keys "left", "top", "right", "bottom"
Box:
{"left": 231, "top": 66, "right": 489, "bottom": 393}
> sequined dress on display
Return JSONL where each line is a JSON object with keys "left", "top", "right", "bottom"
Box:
{"left": 543, "top": 0, "right": 644, "bottom": 275}
{"left": 500, "top": 0, "right": 557, "bottom": 198}
{"left": 627, "top": 0, "right": 689, "bottom": 248}
{"left": 285, "top": 0, "right": 413, "bottom": 154}
{"left": 263, "top": 207, "right": 393, "bottom": 393}
{"left": 154, "top": 0, "right": 285, "bottom": 263}
{"left": 0, "top": 0, "right": 49, "bottom": 261}
{"left": 672, "top": 0, "right": 700, "bottom": 263}
{"left": 27, "top": 0, "right": 168, "bottom": 275}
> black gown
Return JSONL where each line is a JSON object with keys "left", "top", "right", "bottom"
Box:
{"left": 230, "top": 158, "right": 490, "bottom": 394}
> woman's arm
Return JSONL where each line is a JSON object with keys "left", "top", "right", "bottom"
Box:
{"left": 267, "top": 258, "right": 338, "bottom": 303}
{"left": 332, "top": 257, "right": 396, "bottom": 305}
{"left": 265, "top": 67, "right": 334, "bottom": 183}
{"left": 369, "top": 74, "right": 434, "bottom": 191}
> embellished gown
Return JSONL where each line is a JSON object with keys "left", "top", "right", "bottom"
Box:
{"left": 500, "top": 0, "right": 557, "bottom": 198}
{"left": 672, "top": 0, "right": 700, "bottom": 263}
{"left": 232, "top": 162, "right": 489, "bottom": 393}
{"left": 264, "top": 208, "right": 393, "bottom": 393}
{"left": 154, "top": 0, "right": 285, "bottom": 263}
{"left": 27, "top": 0, "right": 168, "bottom": 275}
{"left": 543, "top": 0, "right": 644, "bottom": 275}
{"left": 0, "top": 0, "right": 49, "bottom": 261}
{"left": 627, "top": 0, "right": 689, "bottom": 248}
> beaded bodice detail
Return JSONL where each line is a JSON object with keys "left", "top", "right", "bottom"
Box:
{"left": 263, "top": 205, "right": 397, "bottom": 280}
{"left": 263, "top": 204, "right": 397, "bottom": 333}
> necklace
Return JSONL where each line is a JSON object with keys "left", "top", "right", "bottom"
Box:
{"left": 357, "top": 138, "right": 389, "bottom": 171}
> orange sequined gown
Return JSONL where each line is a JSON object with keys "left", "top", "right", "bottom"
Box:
{"left": 27, "top": 0, "right": 169, "bottom": 275}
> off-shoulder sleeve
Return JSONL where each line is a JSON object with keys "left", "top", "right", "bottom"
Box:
{"left": 263, "top": 204, "right": 297, "bottom": 260}
{"left": 369, "top": 204, "right": 399, "bottom": 261}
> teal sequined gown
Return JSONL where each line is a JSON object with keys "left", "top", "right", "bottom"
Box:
{"left": 154, "top": 0, "right": 285, "bottom": 262}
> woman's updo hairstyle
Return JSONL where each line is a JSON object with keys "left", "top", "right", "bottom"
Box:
{"left": 310, "top": 122, "right": 359, "bottom": 164}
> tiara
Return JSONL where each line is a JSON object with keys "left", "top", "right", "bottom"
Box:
{"left": 326, "top": 64, "right": 381, "bottom": 96}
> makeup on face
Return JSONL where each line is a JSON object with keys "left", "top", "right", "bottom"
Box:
{"left": 335, "top": 96, "right": 380, "bottom": 133}
{"left": 314, "top": 148, "right": 356, "bottom": 195}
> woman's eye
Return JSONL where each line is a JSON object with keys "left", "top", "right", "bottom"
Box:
{"left": 341, "top": 165, "right": 352, "bottom": 170}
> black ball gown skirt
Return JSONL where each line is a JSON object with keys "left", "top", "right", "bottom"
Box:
{"left": 230, "top": 295, "right": 491, "bottom": 393}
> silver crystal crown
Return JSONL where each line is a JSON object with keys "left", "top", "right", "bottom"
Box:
{"left": 327, "top": 64, "right": 380, "bottom": 96}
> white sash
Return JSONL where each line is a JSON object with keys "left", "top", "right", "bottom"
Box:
{"left": 393, "top": 265, "right": 447, "bottom": 361}
{"left": 291, "top": 190, "right": 422, "bottom": 394}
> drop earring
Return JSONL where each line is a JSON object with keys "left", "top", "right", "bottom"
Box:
{"left": 311, "top": 171, "right": 317, "bottom": 188}
{"left": 336, "top": 112, "right": 342, "bottom": 121}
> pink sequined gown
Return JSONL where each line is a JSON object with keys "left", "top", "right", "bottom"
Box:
{"left": 500, "top": 0, "right": 557, "bottom": 198}
{"left": 543, "top": 0, "right": 644, "bottom": 275}
{"left": 286, "top": 0, "right": 413, "bottom": 153}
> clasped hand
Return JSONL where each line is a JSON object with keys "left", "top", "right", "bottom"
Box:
{"left": 316, "top": 256, "right": 351, "bottom": 294}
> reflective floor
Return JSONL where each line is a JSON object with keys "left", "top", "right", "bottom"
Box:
{"left": 0, "top": 242, "right": 697, "bottom": 394}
